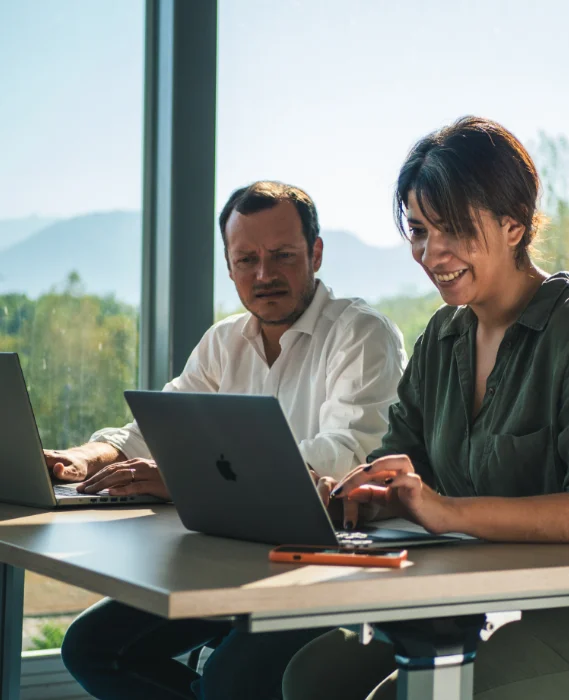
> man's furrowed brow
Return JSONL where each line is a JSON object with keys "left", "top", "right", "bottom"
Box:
{"left": 267, "top": 243, "right": 302, "bottom": 253}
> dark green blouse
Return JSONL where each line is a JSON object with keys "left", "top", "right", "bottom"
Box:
{"left": 368, "top": 272, "right": 569, "bottom": 498}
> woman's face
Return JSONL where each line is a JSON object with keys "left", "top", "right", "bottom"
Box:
{"left": 406, "top": 190, "right": 523, "bottom": 308}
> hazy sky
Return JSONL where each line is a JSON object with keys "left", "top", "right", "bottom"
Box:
{"left": 1, "top": 0, "right": 569, "bottom": 247}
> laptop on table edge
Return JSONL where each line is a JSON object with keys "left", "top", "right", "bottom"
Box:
{"left": 0, "top": 352, "right": 164, "bottom": 508}
{"left": 125, "top": 390, "right": 467, "bottom": 547}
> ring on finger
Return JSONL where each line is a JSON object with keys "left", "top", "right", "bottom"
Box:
{"left": 129, "top": 468, "right": 136, "bottom": 483}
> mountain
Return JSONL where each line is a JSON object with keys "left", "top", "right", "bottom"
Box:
{"left": 0, "top": 212, "right": 142, "bottom": 303}
{"left": 0, "top": 216, "right": 59, "bottom": 252}
{"left": 0, "top": 212, "right": 431, "bottom": 307}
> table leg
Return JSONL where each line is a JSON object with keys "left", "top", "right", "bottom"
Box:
{"left": 395, "top": 650, "right": 476, "bottom": 700}
{"left": 0, "top": 565, "right": 24, "bottom": 700}
{"left": 369, "top": 615, "right": 485, "bottom": 700}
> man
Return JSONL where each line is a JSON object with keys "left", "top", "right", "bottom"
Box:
{"left": 52, "top": 181, "right": 406, "bottom": 700}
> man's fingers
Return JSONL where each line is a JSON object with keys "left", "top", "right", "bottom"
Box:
{"left": 52, "top": 463, "right": 65, "bottom": 479}
{"left": 81, "top": 469, "right": 134, "bottom": 493}
{"left": 109, "top": 481, "right": 155, "bottom": 496}
{"left": 109, "top": 479, "right": 170, "bottom": 500}
{"left": 45, "top": 453, "right": 70, "bottom": 468}
{"left": 317, "top": 479, "right": 332, "bottom": 507}
{"left": 78, "top": 463, "right": 122, "bottom": 490}
{"left": 52, "top": 462, "right": 81, "bottom": 482}
{"left": 342, "top": 499, "right": 359, "bottom": 530}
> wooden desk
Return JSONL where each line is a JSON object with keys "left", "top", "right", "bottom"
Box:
{"left": 2, "top": 503, "right": 569, "bottom": 699}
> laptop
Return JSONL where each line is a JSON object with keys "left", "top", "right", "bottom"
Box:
{"left": 0, "top": 353, "right": 164, "bottom": 508}
{"left": 125, "top": 390, "right": 464, "bottom": 547}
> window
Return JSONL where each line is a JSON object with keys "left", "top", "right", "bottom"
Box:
{"left": 215, "top": 0, "right": 569, "bottom": 353}
{"left": 0, "top": 0, "right": 145, "bottom": 651}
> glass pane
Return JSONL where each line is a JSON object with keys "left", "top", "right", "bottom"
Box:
{"left": 216, "top": 0, "right": 569, "bottom": 353}
{"left": 0, "top": 0, "right": 145, "bottom": 650}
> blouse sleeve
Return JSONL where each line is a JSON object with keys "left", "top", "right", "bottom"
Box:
{"left": 366, "top": 333, "right": 435, "bottom": 488}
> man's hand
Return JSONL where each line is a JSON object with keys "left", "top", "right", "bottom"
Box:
{"left": 308, "top": 467, "right": 338, "bottom": 507}
{"left": 44, "top": 443, "right": 125, "bottom": 482}
{"left": 76, "top": 458, "right": 170, "bottom": 500}
{"left": 315, "top": 476, "right": 336, "bottom": 507}
{"left": 43, "top": 448, "right": 91, "bottom": 482}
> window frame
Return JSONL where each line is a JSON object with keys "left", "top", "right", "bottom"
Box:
{"left": 17, "top": 0, "right": 219, "bottom": 686}
{"left": 140, "top": 0, "right": 217, "bottom": 390}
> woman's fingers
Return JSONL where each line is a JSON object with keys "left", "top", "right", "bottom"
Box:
{"left": 331, "top": 456, "right": 415, "bottom": 498}
{"left": 347, "top": 485, "right": 389, "bottom": 503}
{"left": 342, "top": 498, "right": 359, "bottom": 530}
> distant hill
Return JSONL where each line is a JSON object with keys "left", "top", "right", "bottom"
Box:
{"left": 0, "top": 212, "right": 431, "bottom": 307}
{"left": 0, "top": 216, "right": 59, "bottom": 252}
{"left": 0, "top": 212, "right": 142, "bottom": 304}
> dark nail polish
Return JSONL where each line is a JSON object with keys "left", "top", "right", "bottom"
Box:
{"left": 331, "top": 486, "right": 343, "bottom": 497}
{"left": 363, "top": 464, "right": 372, "bottom": 472}
{"left": 345, "top": 521, "right": 354, "bottom": 531}
{"left": 384, "top": 477, "right": 393, "bottom": 485}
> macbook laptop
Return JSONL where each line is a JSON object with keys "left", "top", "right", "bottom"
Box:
{"left": 125, "top": 390, "right": 464, "bottom": 547}
{"left": 0, "top": 353, "right": 164, "bottom": 508}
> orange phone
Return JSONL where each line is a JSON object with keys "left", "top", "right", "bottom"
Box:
{"left": 269, "top": 544, "right": 408, "bottom": 568}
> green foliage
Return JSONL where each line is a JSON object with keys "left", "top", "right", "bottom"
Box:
{"left": 374, "top": 291, "right": 442, "bottom": 356}
{"left": 535, "top": 198, "right": 569, "bottom": 274}
{"left": 215, "top": 304, "right": 245, "bottom": 323}
{"left": 0, "top": 272, "right": 139, "bottom": 449}
{"left": 531, "top": 132, "right": 569, "bottom": 273}
{"left": 29, "top": 621, "right": 67, "bottom": 650}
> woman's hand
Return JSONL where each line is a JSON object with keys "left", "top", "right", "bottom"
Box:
{"left": 76, "top": 458, "right": 170, "bottom": 500}
{"left": 312, "top": 475, "right": 393, "bottom": 530}
{"left": 331, "top": 454, "right": 456, "bottom": 534}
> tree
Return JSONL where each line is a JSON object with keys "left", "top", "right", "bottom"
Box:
{"left": 0, "top": 273, "right": 139, "bottom": 448}
{"left": 530, "top": 132, "right": 569, "bottom": 273}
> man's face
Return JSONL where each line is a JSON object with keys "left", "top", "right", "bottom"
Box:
{"left": 225, "top": 200, "right": 323, "bottom": 326}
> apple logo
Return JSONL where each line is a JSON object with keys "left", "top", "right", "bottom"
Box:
{"left": 216, "top": 453, "right": 237, "bottom": 481}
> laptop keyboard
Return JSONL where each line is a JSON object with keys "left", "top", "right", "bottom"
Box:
{"left": 53, "top": 484, "right": 95, "bottom": 499}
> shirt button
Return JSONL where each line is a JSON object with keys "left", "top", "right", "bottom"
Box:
{"left": 505, "top": 341, "right": 512, "bottom": 349}
{"left": 488, "top": 387, "right": 495, "bottom": 396}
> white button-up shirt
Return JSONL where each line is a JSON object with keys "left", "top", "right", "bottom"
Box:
{"left": 91, "top": 282, "right": 406, "bottom": 480}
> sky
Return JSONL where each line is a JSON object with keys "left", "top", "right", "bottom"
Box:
{"left": 1, "top": 0, "right": 569, "bottom": 248}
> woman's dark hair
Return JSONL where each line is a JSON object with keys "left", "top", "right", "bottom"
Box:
{"left": 395, "top": 116, "right": 543, "bottom": 267}
{"left": 219, "top": 181, "right": 320, "bottom": 255}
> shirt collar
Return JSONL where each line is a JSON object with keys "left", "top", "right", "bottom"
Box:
{"left": 438, "top": 305, "right": 475, "bottom": 340}
{"left": 240, "top": 280, "right": 331, "bottom": 342}
{"left": 516, "top": 272, "right": 569, "bottom": 331}
{"left": 438, "top": 272, "right": 569, "bottom": 340}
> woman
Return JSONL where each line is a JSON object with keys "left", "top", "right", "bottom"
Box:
{"left": 282, "top": 116, "right": 569, "bottom": 700}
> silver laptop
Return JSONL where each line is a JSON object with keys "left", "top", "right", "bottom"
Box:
{"left": 125, "top": 390, "right": 462, "bottom": 546}
{"left": 0, "top": 353, "right": 164, "bottom": 508}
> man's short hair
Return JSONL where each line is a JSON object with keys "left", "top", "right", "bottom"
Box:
{"left": 219, "top": 181, "right": 320, "bottom": 255}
